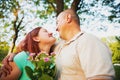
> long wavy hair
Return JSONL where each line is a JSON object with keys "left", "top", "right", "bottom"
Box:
{"left": 18, "top": 27, "right": 42, "bottom": 55}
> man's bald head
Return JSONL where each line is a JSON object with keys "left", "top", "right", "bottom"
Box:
{"left": 58, "top": 9, "right": 80, "bottom": 25}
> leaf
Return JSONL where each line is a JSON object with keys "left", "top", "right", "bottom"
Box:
{"left": 50, "top": 63, "right": 55, "bottom": 69}
{"left": 37, "top": 59, "right": 45, "bottom": 67}
{"left": 25, "top": 66, "right": 34, "bottom": 79}
{"left": 40, "top": 74, "right": 53, "bottom": 80}
{"left": 34, "top": 68, "right": 42, "bottom": 77}
{"left": 31, "top": 60, "right": 37, "bottom": 67}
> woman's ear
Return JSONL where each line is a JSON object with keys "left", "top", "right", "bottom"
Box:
{"left": 67, "top": 14, "right": 72, "bottom": 23}
{"left": 33, "top": 37, "right": 40, "bottom": 42}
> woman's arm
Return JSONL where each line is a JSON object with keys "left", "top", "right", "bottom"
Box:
{"left": 0, "top": 61, "right": 21, "bottom": 80}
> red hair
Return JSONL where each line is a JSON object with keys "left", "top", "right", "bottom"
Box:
{"left": 20, "top": 27, "right": 41, "bottom": 54}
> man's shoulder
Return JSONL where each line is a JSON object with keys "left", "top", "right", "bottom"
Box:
{"left": 77, "top": 32, "right": 104, "bottom": 47}
{"left": 78, "top": 32, "right": 100, "bottom": 42}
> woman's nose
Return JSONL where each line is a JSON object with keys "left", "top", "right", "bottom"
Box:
{"left": 48, "top": 32, "right": 53, "bottom": 36}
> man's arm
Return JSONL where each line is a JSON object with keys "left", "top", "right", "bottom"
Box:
{"left": 87, "top": 76, "right": 114, "bottom": 80}
{"left": 77, "top": 34, "right": 115, "bottom": 80}
{"left": 0, "top": 53, "right": 16, "bottom": 77}
{"left": 0, "top": 40, "right": 24, "bottom": 77}
{"left": 0, "top": 61, "right": 21, "bottom": 80}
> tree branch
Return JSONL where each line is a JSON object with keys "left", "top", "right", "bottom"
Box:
{"left": 71, "top": 0, "right": 81, "bottom": 12}
{"left": 17, "top": 15, "right": 24, "bottom": 30}
{"left": 47, "top": 0, "right": 56, "bottom": 12}
{"left": 79, "top": 0, "right": 84, "bottom": 10}
{"left": 55, "top": 0, "right": 64, "bottom": 16}
{"left": 13, "top": 14, "right": 18, "bottom": 33}
{"left": 20, "top": 18, "right": 36, "bottom": 30}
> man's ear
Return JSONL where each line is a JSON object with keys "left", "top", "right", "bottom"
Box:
{"left": 33, "top": 37, "right": 40, "bottom": 42}
{"left": 67, "top": 14, "right": 72, "bottom": 23}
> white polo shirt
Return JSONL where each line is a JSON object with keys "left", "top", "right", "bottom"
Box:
{"left": 55, "top": 31, "right": 115, "bottom": 80}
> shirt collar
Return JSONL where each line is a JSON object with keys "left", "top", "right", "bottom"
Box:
{"left": 64, "top": 31, "right": 84, "bottom": 45}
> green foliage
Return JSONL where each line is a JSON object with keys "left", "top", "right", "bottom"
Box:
{"left": 114, "top": 65, "right": 120, "bottom": 80}
{"left": 111, "top": 36, "right": 120, "bottom": 64}
{"left": 116, "top": 36, "right": 120, "bottom": 41}
{"left": 110, "top": 42, "right": 120, "bottom": 64}
{"left": 0, "top": 41, "right": 9, "bottom": 63}
{"left": 101, "top": 36, "right": 120, "bottom": 64}
{"left": 31, "top": 0, "right": 56, "bottom": 19}
{"left": 25, "top": 66, "right": 35, "bottom": 80}
{"left": 102, "top": 0, "right": 120, "bottom": 22}
{"left": 0, "top": 0, "right": 20, "bottom": 18}
{"left": 79, "top": 0, "right": 120, "bottom": 23}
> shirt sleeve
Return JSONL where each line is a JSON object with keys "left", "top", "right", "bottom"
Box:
{"left": 77, "top": 34, "right": 115, "bottom": 79}
{"left": 13, "top": 51, "right": 27, "bottom": 72}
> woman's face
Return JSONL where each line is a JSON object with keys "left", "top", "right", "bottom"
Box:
{"left": 37, "top": 28, "right": 56, "bottom": 44}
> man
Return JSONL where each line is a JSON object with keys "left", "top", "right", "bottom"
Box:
{"left": 0, "top": 9, "right": 115, "bottom": 80}
{"left": 54, "top": 9, "right": 115, "bottom": 80}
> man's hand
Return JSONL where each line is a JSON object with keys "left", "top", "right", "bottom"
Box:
{"left": 0, "top": 68, "right": 3, "bottom": 77}
{"left": 0, "top": 65, "right": 9, "bottom": 78}
{"left": 0, "top": 53, "right": 16, "bottom": 77}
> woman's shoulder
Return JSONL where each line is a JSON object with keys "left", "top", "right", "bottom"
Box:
{"left": 15, "top": 51, "right": 28, "bottom": 57}
{"left": 14, "top": 51, "right": 29, "bottom": 62}
{"left": 13, "top": 51, "right": 29, "bottom": 71}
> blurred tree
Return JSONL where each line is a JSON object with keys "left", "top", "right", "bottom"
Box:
{"left": 102, "top": 0, "right": 120, "bottom": 23}
{"left": 0, "top": 0, "right": 119, "bottom": 54}
{"left": 30, "top": 0, "right": 82, "bottom": 18}
{"left": 0, "top": 0, "right": 25, "bottom": 54}
{"left": 0, "top": 0, "right": 82, "bottom": 54}
{"left": 0, "top": 0, "right": 19, "bottom": 18}
{"left": 78, "top": 0, "right": 120, "bottom": 26}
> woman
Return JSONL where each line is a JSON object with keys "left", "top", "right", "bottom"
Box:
{"left": 0, "top": 27, "right": 56, "bottom": 80}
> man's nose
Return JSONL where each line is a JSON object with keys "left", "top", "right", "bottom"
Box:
{"left": 49, "top": 31, "right": 52, "bottom": 34}
{"left": 56, "top": 28, "right": 58, "bottom": 31}
{"left": 48, "top": 32, "right": 53, "bottom": 35}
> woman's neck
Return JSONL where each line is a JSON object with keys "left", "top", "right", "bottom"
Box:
{"left": 39, "top": 44, "right": 52, "bottom": 54}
